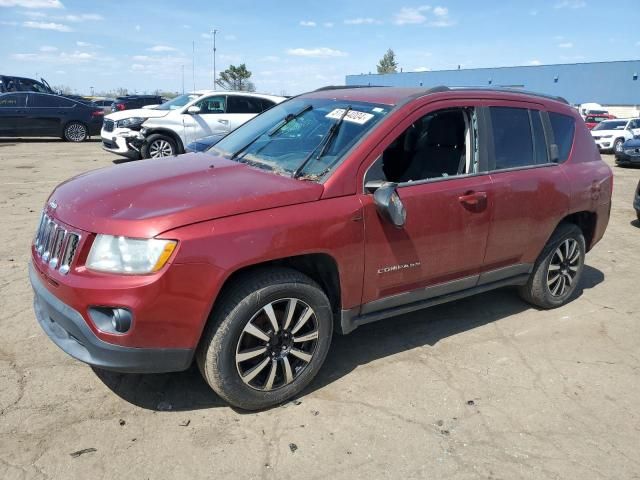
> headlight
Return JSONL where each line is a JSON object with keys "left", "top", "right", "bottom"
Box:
{"left": 86, "top": 235, "right": 177, "bottom": 274}
{"left": 117, "top": 117, "right": 145, "bottom": 129}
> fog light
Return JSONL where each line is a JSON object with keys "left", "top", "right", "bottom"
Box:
{"left": 89, "top": 307, "right": 133, "bottom": 334}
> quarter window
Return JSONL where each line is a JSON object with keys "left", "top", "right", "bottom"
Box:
{"left": 227, "top": 96, "right": 263, "bottom": 114}
{"left": 489, "top": 107, "right": 534, "bottom": 170}
{"left": 548, "top": 112, "right": 575, "bottom": 163}
{"left": 29, "top": 94, "right": 75, "bottom": 108}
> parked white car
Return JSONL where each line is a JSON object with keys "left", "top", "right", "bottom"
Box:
{"left": 591, "top": 118, "right": 640, "bottom": 153}
{"left": 102, "top": 91, "right": 285, "bottom": 159}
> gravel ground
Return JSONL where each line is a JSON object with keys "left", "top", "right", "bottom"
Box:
{"left": 1, "top": 139, "right": 639, "bottom": 480}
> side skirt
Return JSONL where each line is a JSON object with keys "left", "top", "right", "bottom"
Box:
{"left": 338, "top": 267, "right": 531, "bottom": 335}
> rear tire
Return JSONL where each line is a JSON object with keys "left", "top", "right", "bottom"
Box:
{"left": 518, "top": 223, "right": 585, "bottom": 309}
{"left": 63, "top": 122, "right": 88, "bottom": 142}
{"left": 142, "top": 134, "right": 177, "bottom": 159}
{"left": 197, "top": 268, "right": 333, "bottom": 410}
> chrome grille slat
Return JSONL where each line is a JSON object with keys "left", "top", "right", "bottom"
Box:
{"left": 33, "top": 211, "right": 81, "bottom": 275}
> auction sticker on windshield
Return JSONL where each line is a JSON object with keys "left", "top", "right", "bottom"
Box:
{"left": 326, "top": 109, "right": 374, "bottom": 125}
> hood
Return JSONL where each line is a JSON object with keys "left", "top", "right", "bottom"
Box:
{"left": 591, "top": 129, "right": 624, "bottom": 136}
{"left": 624, "top": 138, "right": 640, "bottom": 148}
{"left": 105, "top": 108, "right": 170, "bottom": 121}
{"left": 49, "top": 154, "right": 324, "bottom": 238}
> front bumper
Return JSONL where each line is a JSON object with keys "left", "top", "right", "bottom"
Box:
{"left": 593, "top": 138, "right": 613, "bottom": 151}
{"left": 101, "top": 127, "right": 143, "bottom": 159}
{"left": 30, "top": 263, "right": 193, "bottom": 373}
{"left": 615, "top": 151, "right": 640, "bottom": 165}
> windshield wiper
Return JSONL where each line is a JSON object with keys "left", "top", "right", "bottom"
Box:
{"left": 266, "top": 104, "right": 312, "bottom": 137}
{"left": 230, "top": 105, "right": 313, "bottom": 160}
{"left": 293, "top": 105, "right": 352, "bottom": 178}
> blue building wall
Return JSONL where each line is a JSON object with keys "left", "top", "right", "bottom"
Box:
{"left": 346, "top": 61, "right": 640, "bottom": 105}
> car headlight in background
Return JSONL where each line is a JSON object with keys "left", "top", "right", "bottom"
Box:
{"left": 116, "top": 117, "right": 146, "bottom": 129}
{"left": 86, "top": 235, "right": 177, "bottom": 274}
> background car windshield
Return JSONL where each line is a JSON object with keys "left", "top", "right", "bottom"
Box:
{"left": 593, "top": 120, "right": 626, "bottom": 131}
{"left": 155, "top": 94, "right": 200, "bottom": 111}
{"left": 210, "top": 98, "right": 390, "bottom": 179}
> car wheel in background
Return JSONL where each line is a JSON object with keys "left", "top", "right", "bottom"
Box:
{"left": 63, "top": 122, "right": 88, "bottom": 142}
{"left": 518, "top": 223, "right": 585, "bottom": 309}
{"left": 197, "top": 267, "right": 333, "bottom": 410}
{"left": 613, "top": 138, "right": 624, "bottom": 154}
{"left": 142, "top": 134, "right": 177, "bottom": 159}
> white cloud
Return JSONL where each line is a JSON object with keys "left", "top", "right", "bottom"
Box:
{"left": 148, "top": 45, "right": 177, "bottom": 52}
{"left": 135, "top": 24, "right": 141, "bottom": 31}
{"left": 59, "top": 13, "right": 103, "bottom": 22}
{"left": 299, "top": 20, "right": 316, "bottom": 27}
{"left": 39, "top": 45, "right": 57, "bottom": 51}
{"left": 393, "top": 6, "right": 430, "bottom": 25}
{"left": 527, "top": 59, "right": 542, "bottom": 66}
{"left": 224, "top": 34, "right": 236, "bottom": 41}
{"left": 414, "top": 66, "right": 430, "bottom": 72}
{"left": 344, "top": 17, "right": 381, "bottom": 25}
{"left": 558, "top": 42, "right": 573, "bottom": 48}
{"left": 55, "top": 70, "right": 65, "bottom": 74}
{"left": 554, "top": 0, "right": 586, "bottom": 8}
{"left": 23, "top": 20, "right": 71, "bottom": 31}
{"left": 0, "top": 0, "right": 62, "bottom": 8}
{"left": 260, "top": 55, "right": 280, "bottom": 62}
{"left": 0, "top": 20, "right": 18, "bottom": 25}
{"left": 11, "top": 49, "right": 97, "bottom": 64}
{"left": 76, "top": 41, "right": 100, "bottom": 48}
{"left": 323, "top": 22, "right": 334, "bottom": 28}
{"left": 286, "top": 47, "right": 348, "bottom": 58}
{"left": 393, "top": 5, "right": 454, "bottom": 27}
{"left": 529, "top": 9, "right": 538, "bottom": 15}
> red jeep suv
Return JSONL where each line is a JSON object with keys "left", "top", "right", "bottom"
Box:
{"left": 30, "top": 87, "right": 612, "bottom": 410}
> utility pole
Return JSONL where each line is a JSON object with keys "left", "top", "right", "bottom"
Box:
{"left": 211, "top": 28, "right": 218, "bottom": 90}
{"left": 192, "top": 40, "right": 196, "bottom": 92}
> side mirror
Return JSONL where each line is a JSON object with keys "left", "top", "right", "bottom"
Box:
{"left": 365, "top": 181, "right": 406, "bottom": 228}
{"left": 549, "top": 144, "right": 560, "bottom": 163}
{"left": 187, "top": 105, "right": 201, "bottom": 114}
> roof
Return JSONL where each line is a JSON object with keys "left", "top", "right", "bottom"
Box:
{"left": 303, "top": 85, "right": 569, "bottom": 107}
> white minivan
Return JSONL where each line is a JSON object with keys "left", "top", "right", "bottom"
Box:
{"left": 101, "top": 90, "right": 285, "bottom": 159}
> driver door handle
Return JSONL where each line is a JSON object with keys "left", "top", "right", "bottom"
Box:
{"left": 217, "top": 119, "right": 229, "bottom": 125}
{"left": 458, "top": 191, "right": 487, "bottom": 210}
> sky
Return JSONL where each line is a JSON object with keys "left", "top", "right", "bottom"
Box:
{"left": 1, "top": 0, "right": 639, "bottom": 96}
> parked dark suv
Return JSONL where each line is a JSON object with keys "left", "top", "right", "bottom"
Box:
{"left": 111, "top": 95, "right": 167, "bottom": 112}
{"left": 29, "top": 86, "right": 612, "bottom": 410}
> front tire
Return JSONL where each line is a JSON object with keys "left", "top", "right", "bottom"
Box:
{"left": 197, "top": 268, "right": 333, "bottom": 410}
{"left": 142, "top": 134, "right": 177, "bottom": 159}
{"left": 63, "top": 122, "right": 88, "bottom": 142}
{"left": 518, "top": 223, "right": 585, "bottom": 309}
{"left": 613, "top": 138, "right": 625, "bottom": 154}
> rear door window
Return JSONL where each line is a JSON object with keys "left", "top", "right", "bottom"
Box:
{"left": 0, "top": 93, "right": 27, "bottom": 107}
{"left": 227, "top": 96, "right": 263, "bottom": 114}
{"left": 548, "top": 112, "right": 575, "bottom": 162}
{"left": 489, "top": 107, "right": 534, "bottom": 170}
{"left": 29, "top": 94, "right": 75, "bottom": 108}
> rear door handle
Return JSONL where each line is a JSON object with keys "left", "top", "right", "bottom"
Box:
{"left": 458, "top": 191, "right": 487, "bottom": 210}
{"left": 218, "top": 119, "right": 229, "bottom": 125}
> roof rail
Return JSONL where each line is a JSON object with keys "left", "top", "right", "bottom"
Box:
{"left": 313, "top": 85, "right": 388, "bottom": 92}
{"left": 447, "top": 86, "right": 569, "bottom": 105}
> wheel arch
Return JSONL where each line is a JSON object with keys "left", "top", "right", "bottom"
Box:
{"left": 200, "top": 253, "right": 342, "bottom": 344}
{"left": 557, "top": 210, "right": 597, "bottom": 251}
{"left": 144, "top": 128, "right": 185, "bottom": 154}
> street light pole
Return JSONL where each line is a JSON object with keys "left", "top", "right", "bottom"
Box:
{"left": 211, "top": 28, "right": 218, "bottom": 90}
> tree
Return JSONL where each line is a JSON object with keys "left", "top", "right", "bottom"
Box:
{"left": 215, "top": 63, "right": 256, "bottom": 91}
{"left": 53, "top": 84, "right": 73, "bottom": 95}
{"left": 377, "top": 49, "right": 398, "bottom": 74}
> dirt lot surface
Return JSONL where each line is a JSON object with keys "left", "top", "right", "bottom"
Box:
{"left": 1, "top": 139, "right": 639, "bottom": 480}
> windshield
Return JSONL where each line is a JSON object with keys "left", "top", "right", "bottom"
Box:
{"left": 593, "top": 120, "right": 626, "bottom": 131}
{"left": 155, "top": 93, "right": 200, "bottom": 111}
{"left": 209, "top": 98, "right": 390, "bottom": 180}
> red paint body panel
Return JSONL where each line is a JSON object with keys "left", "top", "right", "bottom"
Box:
{"left": 31, "top": 88, "right": 613, "bottom": 353}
